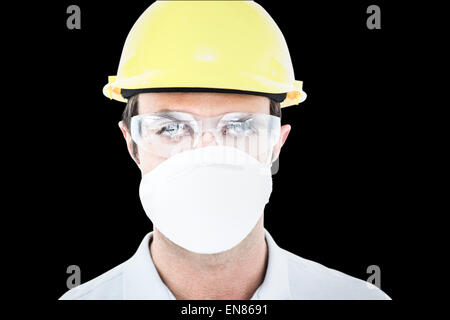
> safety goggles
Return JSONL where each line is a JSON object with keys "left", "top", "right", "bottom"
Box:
{"left": 130, "top": 111, "right": 281, "bottom": 165}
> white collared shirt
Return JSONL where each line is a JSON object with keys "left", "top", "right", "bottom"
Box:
{"left": 59, "top": 229, "right": 391, "bottom": 300}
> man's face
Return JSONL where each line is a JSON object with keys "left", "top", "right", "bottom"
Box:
{"left": 120, "top": 92, "right": 291, "bottom": 175}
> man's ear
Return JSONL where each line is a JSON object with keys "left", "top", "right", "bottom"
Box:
{"left": 118, "top": 121, "right": 140, "bottom": 165}
{"left": 272, "top": 124, "right": 291, "bottom": 162}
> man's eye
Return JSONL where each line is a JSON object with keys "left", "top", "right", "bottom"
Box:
{"left": 157, "top": 122, "right": 192, "bottom": 137}
{"left": 223, "top": 121, "right": 254, "bottom": 136}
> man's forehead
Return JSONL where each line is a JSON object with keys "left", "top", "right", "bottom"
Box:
{"left": 137, "top": 92, "right": 270, "bottom": 116}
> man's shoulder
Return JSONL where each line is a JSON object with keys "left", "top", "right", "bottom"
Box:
{"left": 59, "top": 261, "right": 127, "bottom": 300}
{"left": 282, "top": 249, "right": 391, "bottom": 300}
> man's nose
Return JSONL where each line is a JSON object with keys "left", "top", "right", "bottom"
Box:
{"left": 199, "top": 131, "right": 218, "bottom": 147}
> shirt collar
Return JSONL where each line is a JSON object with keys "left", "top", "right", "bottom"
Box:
{"left": 123, "top": 228, "right": 292, "bottom": 299}
{"left": 250, "top": 229, "right": 292, "bottom": 299}
{"left": 123, "top": 232, "right": 175, "bottom": 299}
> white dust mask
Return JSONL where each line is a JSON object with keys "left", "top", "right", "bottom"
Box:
{"left": 139, "top": 146, "right": 273, "bottom": 254}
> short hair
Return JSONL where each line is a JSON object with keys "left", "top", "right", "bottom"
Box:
{"left": 121, "top": 94, "right": 281, "bottom": 161}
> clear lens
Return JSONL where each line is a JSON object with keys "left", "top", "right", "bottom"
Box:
{"left": 131, "top": 111, "right": 280, "bottom": 165}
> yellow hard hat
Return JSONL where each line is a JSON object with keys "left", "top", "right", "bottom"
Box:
{"left": 103, "top": 0, "right": 306, "bottom": 108}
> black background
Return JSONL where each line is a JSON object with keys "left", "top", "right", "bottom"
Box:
{"left": 22, "top": 0, "right": 423, "bottom": 309}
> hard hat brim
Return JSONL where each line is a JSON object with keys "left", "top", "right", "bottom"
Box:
{"left": 103, "top": 71, "right": 306, "bottom": 107}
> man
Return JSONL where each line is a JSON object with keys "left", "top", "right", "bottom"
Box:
{"left": 60, "top": 1, "right": 391, "bottom": 300}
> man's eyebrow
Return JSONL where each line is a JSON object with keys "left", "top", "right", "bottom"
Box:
{"left": 148, "top": 110, "right": 196, "bottom": 120}
{"left": 155, "top": 109, "right": 177, "bottom": 114}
